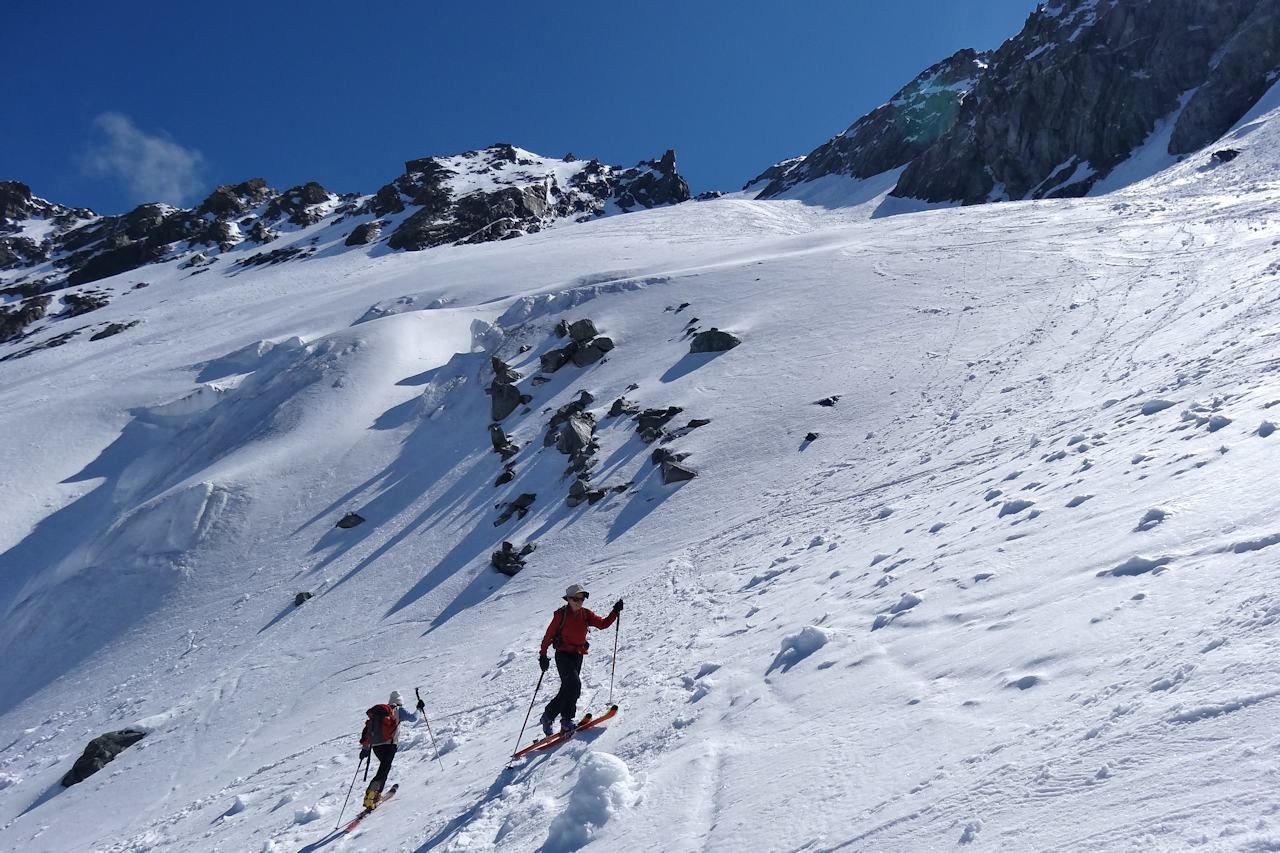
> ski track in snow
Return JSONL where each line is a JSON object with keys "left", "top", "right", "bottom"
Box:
{"left": 4, "top": 98, "right": 1280, "bottom": 852}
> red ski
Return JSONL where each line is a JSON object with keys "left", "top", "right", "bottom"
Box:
{"left": 343, "top": 783, "right": 398, "bottom": 833}
{"left": 511, "top": 705, "right": 619, "bottom": 759}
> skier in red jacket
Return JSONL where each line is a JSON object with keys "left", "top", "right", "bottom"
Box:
{"left": 538, "top": 583, "right": 622, "bottom": 736}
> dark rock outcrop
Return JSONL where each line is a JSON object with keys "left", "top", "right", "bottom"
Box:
{"left": 0, "top": 295, "right": 51, "bottom": 342}
{"left": 89, "top": 320, "right": 140, "bottom": 341}
{"left": 491, "top": 541, "right": 536, "bottom": 575}
{"left": 295, "top": 591, "right": 313, "bottom": 606}
{"left": 690, "top": 328, "right": 741, "bottom": 353}
{"left": 61, "top": 730, "right": 146, "bottom": 787}
{"left": 753, "top": 0, "right": 1280, "bottom": 206}
{"left": 345, "top": 221, "right": 382, "bottom": 246}
{"left": 335, "top": 512, "right": 365, "bottom": 529}
{"left": 753, "top": 49, "right": 988, "bottom": 198}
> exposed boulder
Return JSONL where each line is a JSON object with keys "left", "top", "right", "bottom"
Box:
{"left": 61, "top": 729, "right": 146, "bottom": 787}
{"left": 335, "top": 512, "right": 365, "bottom": 529}
{"left": 345, "top": 221, "right": 382, "bottom": 246}
{"left": 196, "top": 178, "right": 270, "bottom": 217}
{"left": 690, "top": 328, "right": 741, "bottom": 353}
{"left": 89, "top": 320, "right": 140, "bottom": 341}
{"left": 491, "top": 381, "right": 521, "bottom": 421}
{"left": 265, "top": 182, "right": 332, "bottom": 226}
{"left": 1212, "top": 148, "right": 1242, "bottom": 163}
{"left": 294, "top": 591, "right": 313, "bottom": 606}
{"left": 540, "top": 345, "right": 574, "bottom": 372}
{"left": 556, "top": 414, "right": 595, "bottom": 455}
{"left": 0, "top": 295, "right": 51, "bottom": 342}
{"left": 365, "top": 184, "right": 407, "bottom": 216}
{"left": 491, "top": 356, "right": 520, "bottom": 384}
{"left": 0, "top": 180, "right": 35, "bottom": 222}
{"left": 491, "top": 540, "right": 536, "bottom": 575}
{"left": 571, "top": 341, "right": 608, "bottom": 367}
{"left": 567, "top": 318, "right": 599, "bottom": 342}
{"left": 635, "top": 406, "right": 683, "bottom": 443}
{"left": 495, "top": 493, "right": 537, "bottom": 525}
{"left": 609, "top": 397, "right": 639, "bottom": 417}
{"left": 489, "top": 424, "right": 519, "bottom": 459}
{"left": 660, "top": 460, "right": 697, "bottom": 484}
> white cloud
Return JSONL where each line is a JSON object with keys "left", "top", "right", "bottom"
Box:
{"left": 82, "top": 112, "right": 207, "bottom": 206}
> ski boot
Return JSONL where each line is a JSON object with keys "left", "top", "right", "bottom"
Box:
{"left": 540, "top": 713, "right": 555, "bottom": 738}
{"left": 363, "top": 782, "right": 383, "bottom": 810}
{"left": 559, "top": 717, "right": 578, "bottom": 734}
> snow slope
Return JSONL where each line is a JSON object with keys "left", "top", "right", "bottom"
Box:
{"left": 2, "top": 95, "right": 1280, "bottom": 852}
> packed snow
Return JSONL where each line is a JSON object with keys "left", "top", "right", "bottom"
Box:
{"left": 3, "top": 85, "right": 1280, "bottom": 853}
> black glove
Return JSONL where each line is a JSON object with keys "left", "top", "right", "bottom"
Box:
{"left": 416, "top": 699, "right": 425, "bottom": 713}
{"left": 539, "top": 654, "right": 550, "bottom": 672}
{"left": 612, "top": 599, "right": 624, "bottom": 613}
{"left": 359, "top": 746, "right": 370, "bottom": 760}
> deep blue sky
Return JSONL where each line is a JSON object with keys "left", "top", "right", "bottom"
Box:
{"left": 3, "top": 1, "right": 1038, "bottom": 214}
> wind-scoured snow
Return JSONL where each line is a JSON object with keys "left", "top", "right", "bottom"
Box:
{"left": 2, "top": 88, "right": 1280, "bottom": 853}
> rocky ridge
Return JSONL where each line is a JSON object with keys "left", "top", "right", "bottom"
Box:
{"left": 753, "top": 0, "right": 1280, "bottom": 204}
{"left": 0, "top": 145, "right": 690, "bottom": 350}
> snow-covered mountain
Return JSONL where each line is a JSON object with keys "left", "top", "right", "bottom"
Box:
{"left": 4, "top": 10, "right": 1280, "bottom": 853}
{"left": 0, "top": 143, "right": 689, "bottom": 334}
{"left": 753, "top": 0, "right": 1280, "bottom": 205}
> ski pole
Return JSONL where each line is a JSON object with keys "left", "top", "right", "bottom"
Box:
{"left": 508, "top": 669, "right": 545, "bottom": 761}
{"left": 608, "top": 614, "right": 621, "bottom": 705}
{"left": 335, "top": 755, "right": 365, "bottom": 830}
{"left": 416, "top": 687, "right": 446, "bottom": 772}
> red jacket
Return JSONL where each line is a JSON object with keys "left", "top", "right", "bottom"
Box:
{"left": 540, "top": 605, "right": 617, "bottom": 655}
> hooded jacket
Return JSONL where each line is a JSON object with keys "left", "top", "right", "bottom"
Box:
{"left": 539, "top": 605, "right": 617, "bottom": 656}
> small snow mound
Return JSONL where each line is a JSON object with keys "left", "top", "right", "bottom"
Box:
{"left": 890, "top": 592, "right": 923, "bottom": 614}
{"left": 293, "top": 803, "right": 326, "bottom": 825}
{"left": 959, "top": 819, "right": 983, "bottom": 844}
{"left": 1065, "top": 494, "right": 1094, "bottom": 508}
{"left": 223, "top": 794, "right": 250, "bottom": 817}
{"left": 998, "top": 499, "right": 1035, "bottom": 517}
{"left": 1140, "top": 399, "right": 1178, "bottom": 416}
{"left": 768, "top": 626, "right": 830, "bottom": 673}
{"left": 543, "top": 753, "right": 639, "bottom": 852}
{"left": 1135, "top": 507, "right": 1169, "bottom": 532}
{"left": 1258, "top": 420, "right": 1276, "bottom": 438}
{"left": 1102, "top": 555, "right": 1173, "bottom": 577}
{"left": 0, "top": 772, "right": 18, "bottom": 790}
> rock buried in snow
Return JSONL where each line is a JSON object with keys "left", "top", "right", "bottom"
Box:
{"left": 294, "top": 591, "right": 313, "bottom": 606}
{"left": 814, "top": 396, "right": 841, "bottom": 407}
{"left": 804, "top": 432, "right": 819, "bottom": 442}
{"left": 62, "top": 730, "right": 147, "bottom": 787}
{"left": 1140, "top": 398, "right": 1178, "bottom": 416}
{"left": 1100, "top": 555, "right": 1173, "bottom": 577}
{"left": 660, "top": 460, "right": 697, "bottom": 484}
{"left": 1212, "top": 148, "right": 1240, "bottom": 163}
{"left": 689, "top": 328, "right": 741, "bottom": 353}
{"left": 335, "top": 512, "right": 365, "bottom": 529}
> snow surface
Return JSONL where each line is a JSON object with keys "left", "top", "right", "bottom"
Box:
{"left": 4, "top": 89, "right": 1280, "bottom": 852}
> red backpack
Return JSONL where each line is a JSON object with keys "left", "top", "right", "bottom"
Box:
{"left": 360, "top": 704, "right": 399, "bottom": 746}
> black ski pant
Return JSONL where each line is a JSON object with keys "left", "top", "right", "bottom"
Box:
{"left": 543, "top": 651, "right": 584, "bottom": 722}
{"left": 367, "top": 743, "right": 397, "bottom": 792}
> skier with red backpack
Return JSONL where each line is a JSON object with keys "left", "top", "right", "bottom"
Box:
{"left": 358, "top": 690, "right": 423, "bottom": 810}
{"left": 538, "top": 584, "right": 623, "bottom": 736}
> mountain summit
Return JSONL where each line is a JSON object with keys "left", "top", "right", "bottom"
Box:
{"left": 754, "top": 0, "right": 1280, "bottom": 204}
